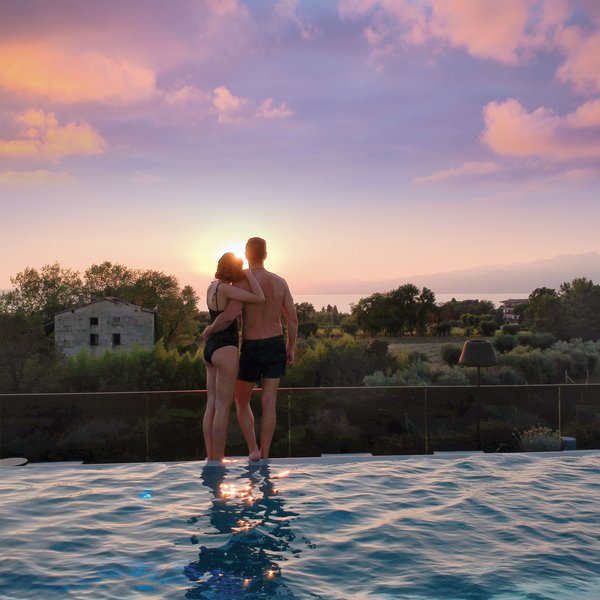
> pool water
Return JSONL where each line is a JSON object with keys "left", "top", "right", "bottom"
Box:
{"left": 0, "top": 453, "right": 599, "bottom": 599}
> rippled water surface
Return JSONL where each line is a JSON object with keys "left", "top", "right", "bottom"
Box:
{"left": 1, "top": 453, "right": 599, "bottom": 599}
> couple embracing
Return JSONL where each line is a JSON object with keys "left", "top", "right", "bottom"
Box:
{"left": 202, "top": 237, "right": 298, "bottom": 463}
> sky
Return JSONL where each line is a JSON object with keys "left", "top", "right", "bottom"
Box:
{"left": 1, "top": 0, "right": 600, "bottom": 295}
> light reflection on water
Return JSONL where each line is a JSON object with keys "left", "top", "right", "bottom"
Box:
{"left": 183, "top": 463, "right": 315, "bottom": 599}
{"left": 0, "top": 455, "right": 599, "bottom": 599}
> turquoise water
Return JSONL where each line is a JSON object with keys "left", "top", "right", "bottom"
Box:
{"left": 0, "top": 454, "right": 599, "bottom": 599}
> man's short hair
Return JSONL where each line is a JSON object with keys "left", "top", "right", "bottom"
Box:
{"left": 246, "top": 237, "right": 267, "bottom": 261}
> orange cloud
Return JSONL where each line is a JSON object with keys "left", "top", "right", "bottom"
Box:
{"left": 0, "top": 42, "right": 157, "bottom": 104}
{"left": 481, "top": 98, "right": 600, "bottom": 160}
{"left": 0, "top": 170, "right": 76, "bottom": 185}
{"left": 0, "top": 109, "right": 107, "bottom": 158}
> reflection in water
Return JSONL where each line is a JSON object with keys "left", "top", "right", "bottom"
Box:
{"left": 184, "top": 464, "right": 314, "bottom": 599}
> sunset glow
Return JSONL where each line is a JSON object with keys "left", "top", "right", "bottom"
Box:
{"left": 1, "top": 1, "right": 599, "bottom": 297}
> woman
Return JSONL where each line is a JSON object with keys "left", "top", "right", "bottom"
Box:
{"left": 202, "top": 252, "right": 264, "bottom": 462}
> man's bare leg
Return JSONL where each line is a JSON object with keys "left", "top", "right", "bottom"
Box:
{"left": 259, "top": 378, "right": 280, "bottom": 460}
{"left": 235, "top": 379, "right": 261, "bottom": 461}
{"left": 210, "top": 346, "right": 239, "bottom": 461}
{"left": 235, "top": 379, "right": 260, "bottom": 460}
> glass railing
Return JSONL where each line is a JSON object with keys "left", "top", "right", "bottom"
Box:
{"left": 1, "top": 385, "right": 599, "bottom": 463}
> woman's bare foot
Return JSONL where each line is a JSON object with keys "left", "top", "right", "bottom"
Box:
{"left": 248, "top": 446, "right": 261, "bottom": 462}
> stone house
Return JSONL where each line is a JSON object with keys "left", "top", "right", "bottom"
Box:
{"left": 500, "top": 298, "right": 528, "bottom": 324}
{"left": 54, "top": 297, "right": 155, "bottom": 357}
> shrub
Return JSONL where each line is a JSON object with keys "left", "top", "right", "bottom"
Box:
{"left": 502, "top": 324, "right": 520, "bottom": 335}
{"left": 340, "top": 322, "right": 358, "bottom": 336}
{"left": 515, "top": 425, "right": 561, "bottom": 452}
{"left": 479, "top": 319, "right": 497, "bottom": 336}
{"left": 493, "top": 335, "right": 518, "bottom": 354}
{"left": 529, "top": 332, "right": 556, "bottom": 349}
{"left": 441, "top": 344, "right": 462, "bottom": 366}
{"left": 407, "top": 350, "right": 429, "bottom": 364}
{"left": 480, "top": 366, "right": 526, "bottom": 385}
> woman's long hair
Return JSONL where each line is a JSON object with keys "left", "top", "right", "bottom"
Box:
{"left": 215, "top": 252, "right": 244, "bottom": 283}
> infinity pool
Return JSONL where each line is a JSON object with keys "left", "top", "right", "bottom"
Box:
{"left": 1, "top": 453, "right": 599, "bottom": 599}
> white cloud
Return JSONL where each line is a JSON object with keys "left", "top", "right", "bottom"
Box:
{"left": 414, "top": 161, "right": 501, "bottom": 185}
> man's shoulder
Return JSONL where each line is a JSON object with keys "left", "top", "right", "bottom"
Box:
{"left": 266, "top": 270, "right": 289, "bottom": 287}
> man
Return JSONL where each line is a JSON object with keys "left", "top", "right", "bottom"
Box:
{"left": 203, "top": 237, "right": 298, "bottom": 460}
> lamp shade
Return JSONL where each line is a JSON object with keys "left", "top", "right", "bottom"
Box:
{"left": 458, "top": 339, "right": 498, "bottom": 367}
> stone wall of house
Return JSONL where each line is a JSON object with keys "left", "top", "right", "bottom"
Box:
{"left": 55, "top": 300, "right": 154, "bottom": 357}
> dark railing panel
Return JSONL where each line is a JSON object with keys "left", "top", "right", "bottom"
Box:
{"left": 2, "top": 384, "right": 600, "bottom": 463}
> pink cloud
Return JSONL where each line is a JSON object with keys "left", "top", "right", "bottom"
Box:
{"left": 429, "top": 0, "right": 531, "bottom": 63}
{"left": 556, "top": 27, "right": 600, "bottom": 94}
{"left": 212, "top": 86, "right": 250, "bottom": 124}
{"left": 274, "top": 0, "right": 322, "bottom": 40}
{"left": 481, "top": 98, "right": 600, "bottom": 160}
{"left": 414, "top": 161, "right": 502, "bottom": 185}
{"left": 0, "top": 42, "right": 157, "bottom": 104}
{"left": 212, "top": 87, "right": 292, "bottom": 124}
{"left": 164, "top": 85, "right": 211, "bottom": 107}
{"left": 566, "top": 99, "right": 600, "bottom": 128}
{"left": 0, "top": 109, "right": 107, "bottom": 158}
{"left": 255, "top": 98, "right": 293, "bottom": 120}
{"left": 340, "top": 0, "right": 600, "bottom": 94}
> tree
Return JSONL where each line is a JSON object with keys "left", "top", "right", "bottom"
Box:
{"left": 416, "top": 287, "right": 436, "bottom": 335}
{"left": 0, "top": 313, "right": 54, "bottom": 392}
{"left": 0, "top": 263, "right": 82, "bottom": 320}
{"left": 83, "top": 262, "right": 136, "bottom": 298}
{"left": 295, "top": 302, "right": 316, "bottom": 323}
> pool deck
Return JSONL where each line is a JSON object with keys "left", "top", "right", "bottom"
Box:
{"left": 3, "top": 449, "right": 600, "bottom": 470}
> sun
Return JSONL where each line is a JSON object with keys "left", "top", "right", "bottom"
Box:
{"left": 215, "top": 241, "right": 247, "bottom": 267}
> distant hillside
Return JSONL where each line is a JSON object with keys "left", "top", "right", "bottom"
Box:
{"left": 313, "top": 252, "right": 600, "bottom": 294}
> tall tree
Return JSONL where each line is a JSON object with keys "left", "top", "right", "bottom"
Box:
{"left": 0, "top": 313, "right": 53, "bottom": 392}
{"left": 0, "top": 263, "right": 82, "bottom": 320}
{"left": 83, "top": 262, "right": 136, "bottom": 298}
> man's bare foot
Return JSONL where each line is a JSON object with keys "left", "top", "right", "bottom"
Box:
{"left": 248, "top": 446, "right": 261, "bottom": 462}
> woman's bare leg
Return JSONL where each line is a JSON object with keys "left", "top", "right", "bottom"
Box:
{"left": 211, "top": 346, "right": 240, "bottom": 461}
{"left": 203, "top": 362, "right": 217, "bottom": 460}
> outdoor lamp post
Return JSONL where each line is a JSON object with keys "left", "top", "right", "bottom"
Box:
{"left": 459, "top": 339, "right": 498, "bottom": 450}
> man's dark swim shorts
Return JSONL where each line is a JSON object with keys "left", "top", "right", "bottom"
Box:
{"left": 238, "top": 335, "right": 287, "bottom": 382}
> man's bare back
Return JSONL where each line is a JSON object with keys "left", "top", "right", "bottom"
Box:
{"left": 241, "top": 268, "right": 292, "bottom": 340}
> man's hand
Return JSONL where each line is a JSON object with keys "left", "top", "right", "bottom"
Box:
{"left": 286, "top": 344, "right": 295, "bottom": 366}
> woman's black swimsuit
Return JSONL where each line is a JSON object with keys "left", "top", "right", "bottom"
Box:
{"left": 203, "top": 283, "right": 239, "bottom": 365}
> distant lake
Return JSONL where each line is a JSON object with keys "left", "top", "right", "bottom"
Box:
{"left": 294, "top": 293, "right": 530, "bottom": 313}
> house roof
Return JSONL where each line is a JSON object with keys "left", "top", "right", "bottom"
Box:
{"left": 53, "top": 296, "right": 156, "bottom": 317}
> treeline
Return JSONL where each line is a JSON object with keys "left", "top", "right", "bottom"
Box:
{"left": 0, "top": 262, "right": 200, "bottom": 349}
{"left": 518, "top": 278, "right": 600, "bottom": 341}
{"left": 3, "top": 260, "right": 600, "bottom": 393}
{"left": 366, "top": 338, "right": 600, "bottom": 387}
